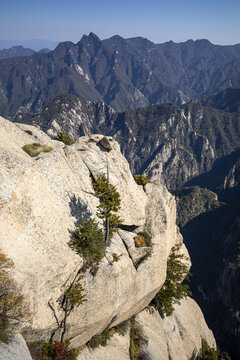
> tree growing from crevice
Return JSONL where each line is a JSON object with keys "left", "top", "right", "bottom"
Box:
{"left": 0, "top": 251, "right": 24, "bottom": 343}
{"left": 47, "top": 272, "right": 85, "bottom": 344}
{"left": 151, "top": 244, "right": 191, "bottom": 317}
{"left": 93, "top": 174, "right": 122, "bottom": 243}
{"left": 68, "top": 218, "right": 105, "bottom": 268}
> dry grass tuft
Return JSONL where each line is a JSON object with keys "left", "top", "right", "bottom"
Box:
{"left": 22, "top": 143, "right": 53, "bottom": 157}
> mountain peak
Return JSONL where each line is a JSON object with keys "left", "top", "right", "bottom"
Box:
{"left": 88, "top": 32, "right": 101, "bottom": 41}
{"left": 78, "top": 32, "right": 101, "bottom": 46}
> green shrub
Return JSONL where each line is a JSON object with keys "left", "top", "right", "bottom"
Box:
{"left": 108, "top": 213, "right": 122, "bottom": 237}
{"left": 129, "top": 319, "right": 148, "bottom": 360}
{"left": 64, "top": 277, "right": 86, "bottom": 309}
{"left": 196, "top": 339, "right": 231, "bottom": 360}
{"left": 134, "top": 175, "right": 151, "bottom": 186}
{"left": 87, "top": 328, "right": 116, "bottom": 348}
{"left": 0, "top": 252, "right": 24, "bottom": 343}
{"left": 48, "top": 275, "right": 86, "bottom": 343}
{"left": 112, "top": 253, "right": 120, "bottom": 262}
{"left": 22, "top": 143, "right": 53, "bottom": 157}
{"left": 54, "top": 132, "right": 72, "bottom": 145}
{"left": 42, "top": 340, "right": 78, "bottom": 360}
{"left": 68, "top": 219, "right": 105, "bottom": 266}
{"left": 151, "top": 244, "right": 191, "bottom": 317}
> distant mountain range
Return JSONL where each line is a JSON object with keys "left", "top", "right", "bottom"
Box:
{"left": 1, "top": 33, "right": 240, "bottom": 119}
{"left": 15, "top": 88, "right": 240, "bottom": 192}
{"left": 0, "top": 45, "right": 51, "bottom": 60}
{"left": 0, "top": 39, "right": 59, "bottom": 51}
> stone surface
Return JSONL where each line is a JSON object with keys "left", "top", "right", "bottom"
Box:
{"left": 99, "top": 136, "right": 112, "bottom": 151}
{"left": 137, "top": 298, "right": 216, "bottom": 360}
{"left": 77, "top": 297, "right": 216, "bottom": 360}
{"left": 118, "top": 230, "right": 150, "bottom": 265}
{"left": 77, "top": 331, "right": 130, "bottom": 360}
{"left": 0, "top": 335, "right": 33, "bottom": 360}
{"left": 0, "top": 117, "right": 180, "bottom": 347}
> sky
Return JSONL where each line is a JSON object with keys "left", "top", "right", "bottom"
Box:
{"left": 1, "top": 0, "right": 240, "bottom": 45}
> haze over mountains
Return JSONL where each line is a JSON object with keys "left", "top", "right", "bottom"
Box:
{"left": 0, "top": 46, "right": 51, "bottom": 60}
{"left": 0, "top": 39, "right": 59, "bottom": 51}
{"left": 1, "top": 33, "right": 240, "bottom": 119}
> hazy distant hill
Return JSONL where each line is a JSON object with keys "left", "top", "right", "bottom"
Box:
{"left": 1, "top": 33, "right": 240, "bottom": 118}
{"left": 0, "top": 45, "right": 36, "bottom": 59}
{"left": 0, "top": 45, "right": 52, "bottom": 60}
{"left": 0, "top": 39, "right": 58, "bottom": 51}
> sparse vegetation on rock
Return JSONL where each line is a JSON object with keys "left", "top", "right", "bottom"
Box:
{"left": 195, "top": 339, "right": 231, "bottom": 360}
{"left": 151, "top": 244, "right": 191, "bottom": 317}
{"left": 54, "top": 131, "right": 72, "bottom": 145}
{"left": 129, "top": 318, "right": 148, "bottom": 360}
{"left": 136, "top": 232, "right": 152, "bottom": 247}
{"left": 134, "top": 175, "right": 151, "bottom": 186}
{"left": 22, "top": 143, "right": 53, "bottom": 157}
{"left": 68, "top": 218, "right": 105, "bottom": 267}
{"left": 0, "top": 251, "right": 24, "bottom": 343}
{"left": 47, "top": 274, "right": 86, "bottom": 344}
{"left": 42, "top": 340, "right": 78, "bottom": 360}
{"left": 87, "top": 328, "right": 116, "bottom": 348}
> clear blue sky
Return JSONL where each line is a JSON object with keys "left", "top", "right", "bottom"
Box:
{"left": 1, "top": 0, "right": 240, "bottom": 45}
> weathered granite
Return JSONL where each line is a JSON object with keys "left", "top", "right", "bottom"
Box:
{"left": 0, "top": 117, "right": 179, "bottom": 346}
{"left": 0, "top": 335, "right": 33, "bottom": 360}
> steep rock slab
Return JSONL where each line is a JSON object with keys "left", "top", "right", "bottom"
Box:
{"left": 77, "top": 298, "right": 215, "bottom": 360}
{"left": 77, "top": 331, "right": 130, "bottom": 360}
{"left": 136, "top": 298, "right": 215, "bottom": 360}
{"left": 0, "top": 117, "right": 180, "bottom": 346}
{"left": 0, "top": 335, "right": 33, "bottom": 360}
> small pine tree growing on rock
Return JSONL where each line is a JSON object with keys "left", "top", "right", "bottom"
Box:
{"left": 151, "top": 244, "right": 191, "bottom": 317}
{"left": 68, "top": 218, "right": 105, "bottom": 266}
{"left": 93, "top": 174, "right": 122, "bottom": 242}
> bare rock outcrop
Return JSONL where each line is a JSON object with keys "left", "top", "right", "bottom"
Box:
{"left": 0, "top": 335, "right": 33, "bottom": 360}
{"left": 137, "top": 298, "right": 216, "bottom": 360}
{"left": 77, "top": 297, "right": 216, "bottom": 360}
{"left": 0, "top": 116, "right": 178, "bottom": 346}
{"left": 0, "top": 116, "right": 216, "bottom": 359}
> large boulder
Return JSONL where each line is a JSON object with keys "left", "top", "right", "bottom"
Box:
{"left": 0, "top": 116, "right": 180, "bottom": 346}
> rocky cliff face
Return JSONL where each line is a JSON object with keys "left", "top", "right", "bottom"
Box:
{"left": 17, "top": 91, "right": 240, "bottom": 189}
{"left": 77, "top": 299, "right": 215, "bottom": 360}
{"left": 175, "top": 187, "right": 240, "bottom": 359}
{"left": 0, "top": 116, "right": 215, "bottom": 359}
